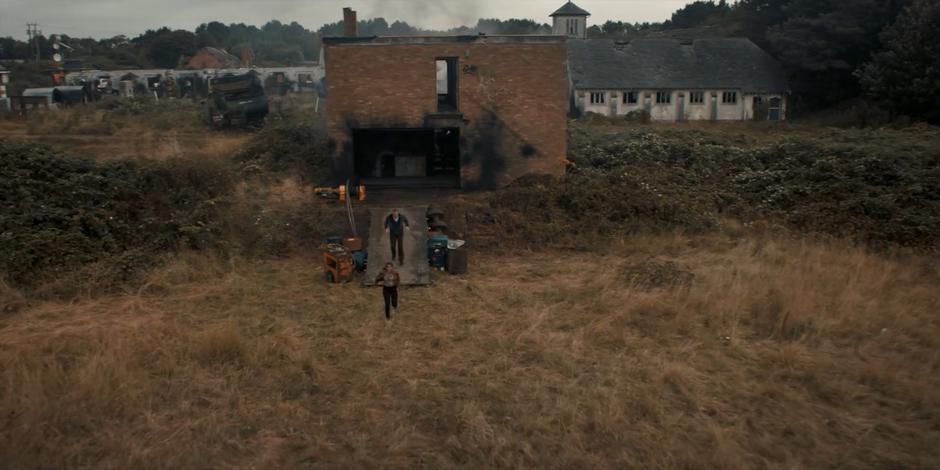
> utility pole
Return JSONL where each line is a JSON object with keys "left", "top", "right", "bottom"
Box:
{"left": 26, "top": 23, "right": 41, "bottom": 62}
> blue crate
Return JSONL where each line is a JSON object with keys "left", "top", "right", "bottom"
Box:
{"left": 428, "top": 235, "right": 448, "bottom": 269}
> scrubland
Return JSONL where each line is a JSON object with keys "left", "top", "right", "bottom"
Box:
{"left": 1, "top": 100, "right": 939, "bottom": 468}
{"left": 2, "top": 235, "right": 938, "bottom": 468}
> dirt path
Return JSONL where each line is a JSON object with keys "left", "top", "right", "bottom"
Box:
{"left": 363, "top": 206, "right": 430, "bottom": 286}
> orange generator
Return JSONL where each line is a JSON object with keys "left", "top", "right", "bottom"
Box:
{"left": 322, "top": 245, "right": 354, "bottom": 283}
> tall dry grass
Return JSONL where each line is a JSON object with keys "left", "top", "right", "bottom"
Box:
{"left": 0, "top": 236, "right": 938, "bottom": 468}
{"left": 0, "top": 101, "right": 251, "bottom": 162}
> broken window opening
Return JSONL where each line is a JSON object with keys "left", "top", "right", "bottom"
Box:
{"left": 590, "top": 92, "right": 606, "bottom": 104}
{"left": 656, "top": 91, "right": 672, "bottom": 104}
{"left": 623, "top": 91, "right": 638, "bottom": 104}
{"left": 690, "top": 91, "right": 705, "bottom": 104}
{"left": 436, "top": 58, "right": 459, "bottom": 112}
{"left": 722, "top": 91, "right": 738, "bottom": 104}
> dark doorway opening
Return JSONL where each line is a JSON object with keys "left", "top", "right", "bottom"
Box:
{"left": 753, "top": 96, "right": 767, "bottom": 120}
{"left": 353, "top": 128, "right": 460, "bottom": 188}
{"left": 768, "top": 97, "right": 782, "bottom": 121}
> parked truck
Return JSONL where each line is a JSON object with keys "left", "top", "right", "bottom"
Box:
{"left": 205, "top": 73, "right": 268, "bottom": 128}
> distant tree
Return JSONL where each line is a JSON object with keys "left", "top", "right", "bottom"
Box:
{"left": 600, "top": 21, "right": 627, "bottom": 37}
{"left": 666, "top": 0, "right": 730, "bottom": 29}
{"left": 588, "top": 21, "right": 659, "bottom": 39}
{"left": 859, "top": 0, "right": 940, "bottom": 123}
{"left": 195, "top": 21, "right": 229, "bottom": 47}
{"left": 766, "top": 0, "right": 912, "bottom": 107}
{"left": 0, "top": 37, "right": 35, "bottom": 60}
{"left": 386, "top": 20, "right": 417, "bottom": 35}
{"left": 728, "top": 0, "right": 788, "bottom": 49}
{"left": 146, "top": 29, "right": 197, "bottom": 68}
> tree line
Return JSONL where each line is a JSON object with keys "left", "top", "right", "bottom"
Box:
{"left": 0, "top": 18, "right": 549, "bottom": 70}
{"left": 0, "top": 0, "right": 937, "bottom": 122}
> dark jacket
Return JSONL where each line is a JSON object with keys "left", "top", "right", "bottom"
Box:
{"left": 384, "top": 214, "right": 409, "bottom": 236}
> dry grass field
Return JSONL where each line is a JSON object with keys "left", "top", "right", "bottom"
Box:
{"left": 2, "top": 97, "right": 939, "bottom": 467}
{"left": 2, "top": 233, "right": 938, "bottom": 469}
{"left": 0, "top": 117, "right": 250, "bottom": 162}
{"left": 0, "top": 93, "right": 323, "bottom": 161}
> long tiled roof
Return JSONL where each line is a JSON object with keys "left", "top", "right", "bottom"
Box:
{"left": 568, "top": 38, "right": 787, "bottom": 93}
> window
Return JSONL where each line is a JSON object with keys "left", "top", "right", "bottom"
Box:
{"left": 689, "top": 91, "right": 705, "bottom": 104}
{"left": 623, "top": 91, "right": 638, "bottom": 104}
{"left": 655, "top": 91, "right": 672, "bottom": 104}
{"left": 436, "top": 58, "right": 458, "bottom": 112}
{"left": 590, "top": 92, "right": 606, "bottom": 104}
{"left": 567, "top": 19, "right": 579, "bottom": 35}
{"left": 722, "top": 91, "right": 738, "bottom": 104}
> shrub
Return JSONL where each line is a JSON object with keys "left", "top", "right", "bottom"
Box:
{"left": 233, "top": 122, "right": 331, "bottom": 184}
{"left": 0, "top": 140, "right": 233, "bottom": 286}
{"left": 486, "top": 123, "right": 940, "bottom": 250}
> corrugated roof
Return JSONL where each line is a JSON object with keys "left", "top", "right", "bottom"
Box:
{"left": 551, "top": 1, "right": 590, "bottom": 17}
{"left": 568, "top": 38, "right": 787, "bottom": 93}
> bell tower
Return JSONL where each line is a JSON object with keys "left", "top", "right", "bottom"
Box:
{"left": 551, "top": 1, "right": 590, "bottom": 39}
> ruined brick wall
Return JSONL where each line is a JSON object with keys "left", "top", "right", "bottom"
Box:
{"left": 325, "top": 39, "right": 569, "bottom": 188}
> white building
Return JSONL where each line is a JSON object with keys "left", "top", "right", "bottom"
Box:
{"left": 567, "top": 38, "right": 788, "bottom": 122}
{"left": 0, "top": 65, "right": 9, "bottom": 112}
{"left": 552, "top": 1, "right": 789, "bottom": 122}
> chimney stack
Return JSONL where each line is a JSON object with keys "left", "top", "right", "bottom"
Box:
{"left": 343, "top": 8, "right": 358, "bottom": 37}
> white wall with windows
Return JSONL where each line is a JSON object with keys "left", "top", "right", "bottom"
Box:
{"left": 580, "top": 90, "right": 612, "bottom": 115}
{"left": 575, "top": 88, "right": 787, "bottom": 121}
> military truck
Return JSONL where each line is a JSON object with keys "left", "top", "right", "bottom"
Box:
{"left": 205, "top": 73, "right": 268, "bottom": 128}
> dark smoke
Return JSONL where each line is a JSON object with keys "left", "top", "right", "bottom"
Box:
{"left": 360, "top": 0, "right": 483, "bottom": 31}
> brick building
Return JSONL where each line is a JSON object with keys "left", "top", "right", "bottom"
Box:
{"left": 323, "top": 31, "right": 569, "bottom": 189}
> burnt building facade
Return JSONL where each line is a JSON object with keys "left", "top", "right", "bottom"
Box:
{"left": 323, "top": 34, "right": 569, "bottom": 189}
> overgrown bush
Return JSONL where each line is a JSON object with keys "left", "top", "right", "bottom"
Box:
{"left": 0, "top": 140, "right": 233, "bottom": 286}
{"left": 487, "top": 123, "right": 940, "bottom": 250}
{"left": 96, "top": 97, "right": 203, "bottom": 131}
{"left": 233, "top": 122, "right": 331, "bottom": 184}
{"left": 0, "top": 116, "right": 346, "bottom": 289}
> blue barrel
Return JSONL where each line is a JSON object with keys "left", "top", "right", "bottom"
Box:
{"left": 428, "top": 235, "right": 448, "bottom": 269}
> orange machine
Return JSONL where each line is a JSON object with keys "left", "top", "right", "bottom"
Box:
{"left": 313, "top": 184, "right": 366, "bottom": 202}
{"left": 322, "top": 245, "right": 355, "bottom": 283}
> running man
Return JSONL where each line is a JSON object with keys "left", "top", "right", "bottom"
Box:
{"left": 375, "top": 262, "right": 401, "bottom": 320}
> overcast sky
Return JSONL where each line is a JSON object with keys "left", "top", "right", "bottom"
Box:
{"left": 0, "top": 0, "right": 691, "bottom": 40}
